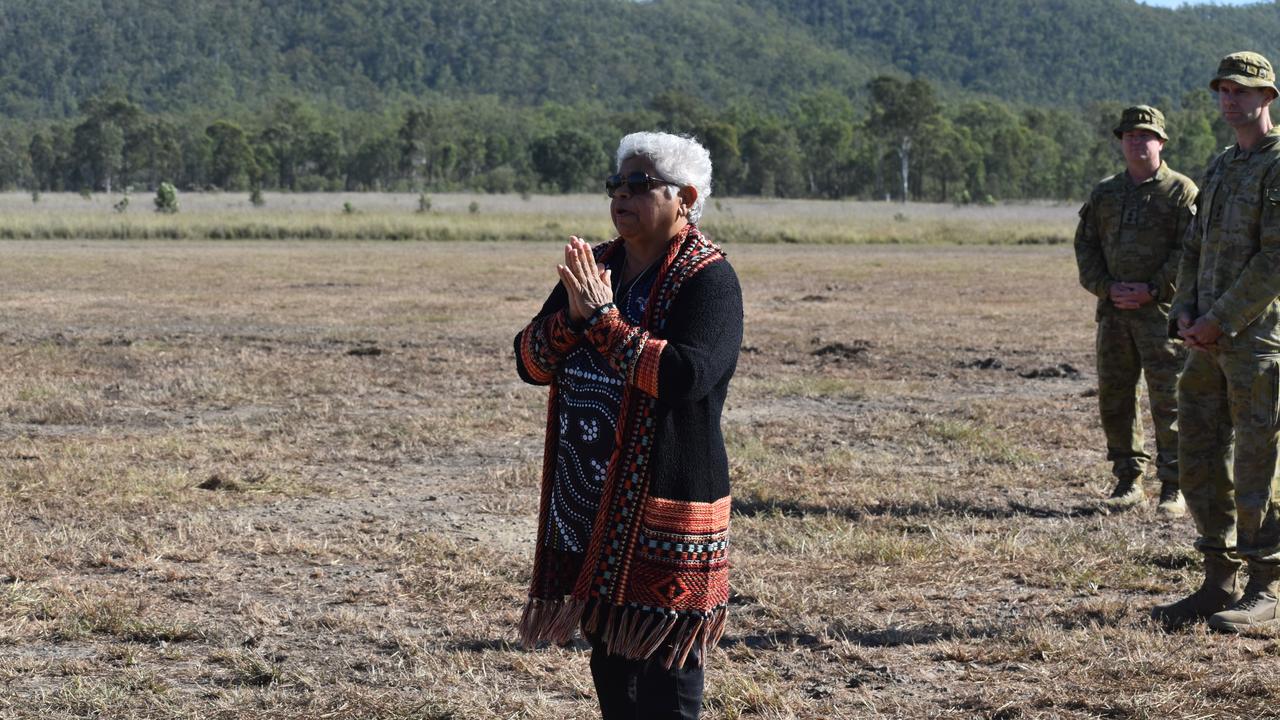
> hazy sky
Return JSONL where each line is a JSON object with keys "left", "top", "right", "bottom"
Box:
{"left": 1137, "top": 0, "right": 1268, "bottom": 6}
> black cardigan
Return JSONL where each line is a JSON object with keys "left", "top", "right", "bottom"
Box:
{"left": 514, "top": 253, "right": 743, "bottom": 504}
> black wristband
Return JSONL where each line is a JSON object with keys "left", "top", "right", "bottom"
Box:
{"left": 586, "top": 302, "right": 617, "bottom": 327}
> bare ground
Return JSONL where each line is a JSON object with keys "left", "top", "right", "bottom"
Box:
{"left": 1, "top": 240, "right": 1276, "bottom": 719}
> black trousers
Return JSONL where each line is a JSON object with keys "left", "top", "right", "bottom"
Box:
{"left": 587, "top": 635, "right": 705, "bottom": 720}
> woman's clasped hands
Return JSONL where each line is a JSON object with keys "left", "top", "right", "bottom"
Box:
{"left": 558, "top": 236, "right": 614, "bottom": 324}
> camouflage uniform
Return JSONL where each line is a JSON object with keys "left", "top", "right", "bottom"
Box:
{"left": 1150, "top": 51, "right": 1280, "bottom": 631}
{"left": 1075, "top": 106, "right": 1197, "bottom": 494}
{"left": 1172, "top": 127, "right": 1280, "bottom": 569}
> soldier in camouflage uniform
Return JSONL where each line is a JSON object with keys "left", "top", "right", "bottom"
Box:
{"left": 1074, "top": 105, "right": 1197, "bottom": 516}
{"left": 1152, "top": 52, "right": 1280, "bottom": 632}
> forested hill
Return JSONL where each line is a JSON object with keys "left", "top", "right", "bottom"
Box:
{"left": 0, "top": 0, "right": 881, "bottom": 118}
{"left": 1, "top": 0, "right": 1277, "bottom": 119}
{"left": 752, "top": 0, "right": 1280, "bottom": 107}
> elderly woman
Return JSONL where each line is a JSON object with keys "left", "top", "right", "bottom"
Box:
{"left": 513, "top": 131, "right": 742, "bottom": 719}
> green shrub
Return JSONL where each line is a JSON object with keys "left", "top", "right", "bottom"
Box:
{"left": 154, "top": 183, "right": 179, "bottom": 213}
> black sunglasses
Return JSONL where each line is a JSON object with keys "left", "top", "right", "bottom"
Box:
{"left": 605, "top": 172, "right": 677, "bottom": 198}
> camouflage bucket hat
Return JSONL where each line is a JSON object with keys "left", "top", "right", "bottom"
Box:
{"left": 1209, "top": 51, "right": 1277, "bottom": 96}
{"left": 1113, "top": 105, "right": 1168, "bottom": 140}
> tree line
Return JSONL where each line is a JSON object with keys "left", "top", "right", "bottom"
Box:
{"left": 4, "top": 77, "right": 1241, "bottom": 203}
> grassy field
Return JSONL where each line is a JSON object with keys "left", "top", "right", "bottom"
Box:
{"left": 0, "top": 192, "right": 1078, "bottom": 245}
{"left": 0, "top": 201, "right": 1274, "bottom": 719}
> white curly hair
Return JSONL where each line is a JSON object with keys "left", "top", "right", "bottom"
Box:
{"left": 615, "top": 132, "right": 713, "bottom": 224}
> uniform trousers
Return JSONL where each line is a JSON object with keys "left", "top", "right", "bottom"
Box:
{"left": 1179, "top": 343, "right": 1280, "bottom": 565}
{"left": 1095, "top": 307, "right": 1184, "bottom": 482}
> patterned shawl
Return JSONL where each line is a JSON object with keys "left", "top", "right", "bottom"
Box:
{"left": 516, "top": 224, "right": 731, "bottom": 669}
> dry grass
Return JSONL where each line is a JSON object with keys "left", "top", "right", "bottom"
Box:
{"left": 0, "top": 214, "right": 1270, "bottom": 718}
{"left": 0, "top": 192, "right": 1076, "bottom": 244}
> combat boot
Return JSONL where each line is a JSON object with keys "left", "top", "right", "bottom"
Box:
{"left": 1102, "top": 473, "right": 1144, "bottom": 510}
{"left": 1156, "top": 481, "right": 1186, "bottom": 518}
{"left": 1208, "top": 563, "right": 1280, "bottom": 633}
{"left": 1151, "top": 556, "right": 1242, "bottom": 628}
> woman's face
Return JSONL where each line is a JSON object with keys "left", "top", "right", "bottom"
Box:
{"left": 610, "top": 156, "right": 685, "bottom": 245}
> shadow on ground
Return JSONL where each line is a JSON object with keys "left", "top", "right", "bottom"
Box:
{"left": 449, "top": 637, "right": 589, "bottom": 653}
{"left": 723, "top": 621, "right": 1004, "bottom": 650}
{"left": 732, "top": 496, "right": 1106, "bottom": 521}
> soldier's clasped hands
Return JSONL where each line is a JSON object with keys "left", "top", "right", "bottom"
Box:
{"left": 1108, "top": 281, "right": 1155, "bottom": 310}
{"left": 1177, "top": 312, "right": 1224, "bottom": 350}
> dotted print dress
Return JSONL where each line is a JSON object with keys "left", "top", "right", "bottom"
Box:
{"left": 547, "top": 258, "right": 657, "bottom": 553}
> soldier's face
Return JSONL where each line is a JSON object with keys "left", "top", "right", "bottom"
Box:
{"left": 1121, "top": 130, "right": 1163, "bottom": 166}
{"left": 1215, "top": 80, "right": 1275, "bottom": 127}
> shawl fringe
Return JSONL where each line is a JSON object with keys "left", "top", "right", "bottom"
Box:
{"left": 519, "top": 596, "right": 728, "bottom": 670}
{"left": 518, "top": 596, "right": 586, "bottom": 647}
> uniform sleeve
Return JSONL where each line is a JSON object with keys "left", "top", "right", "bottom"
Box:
{"left": 1169, "top": 211, "right": 1202, "bottom": 338}
{"left": 513, "top": 282, "right": 581, "bottom": 386}
{"left": 1073, "top": 195, "right": 1113, "bottom": 300}
{"left": 582, "top": 260, "right": 743, "bottom": 403}
{"left": 1151, "top": 181, "right": 1197, "bottom": 302}
{"left": 1171, "top": 157, "right": 1223, "bottom": 333}
{"left": 1207, "top": 166, "right": 1280, "bottom": 337}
